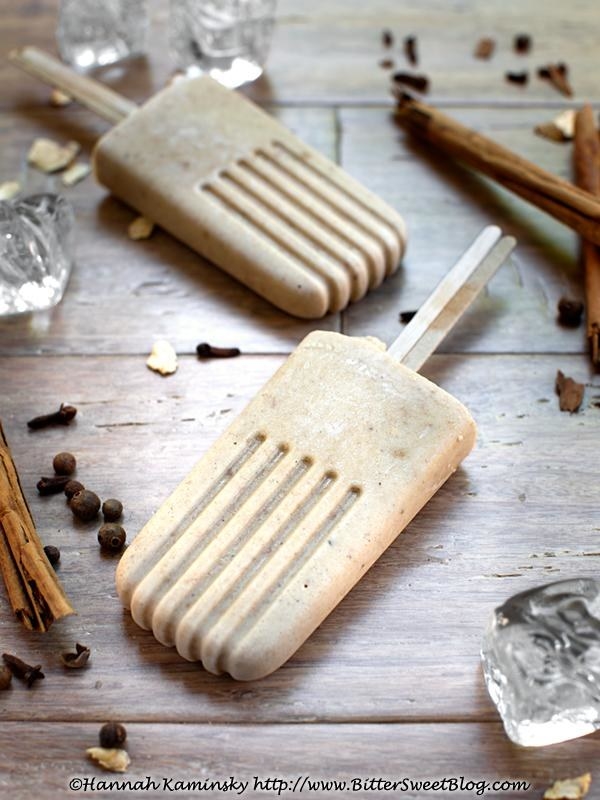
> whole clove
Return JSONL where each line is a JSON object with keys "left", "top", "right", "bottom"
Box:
{"left": 505, "top": 71, "right": 529, "bottom": 86}
{"left": 53, "top": 451, "right": 76, "bottom": 476}
{"left": 99, "top": 722, "right": 127, "bottom": 749}
{"left": 381, "top": 29, "right": 393, "bottom": 48}
{"left": 27, "top": 403, "right": 77, "bottom": 430}
{"left": 403, "top": 35, "right": 418, "bottom": 66}
{"left": 37, "top": 475, "right": 71, "bottom": 496}
{"left": 61, "top": 642, "right": 91, "bottom": 669}
{"left": 557, "top": 297, "right": 584, "bottom": 328}
{"left": 196, "top": 343, "right": 241, "bottom": 359}
{"left": 64, "top": 479, "right": 85, "bottom": 500}
{"left": 392, "top": 72, "right": 430, "bottom": 93}
{"left": 514, "top": 34, "right": 532, "bottom": 54}
{"left": 2, "top": 653, "right": 45, "bottom": 687}
{"left": 0, "top": 665, "right": 12, "bottom": 690}
{"left": 43, "top": 545, "right": 61, "bottom": 567}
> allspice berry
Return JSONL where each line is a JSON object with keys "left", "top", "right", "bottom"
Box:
{"left": 102, "top": 499, "right": 123, "bottom": 522}
{"left": 98, "top": 524, "right": 126, "bottom": 553}
{"left": 71, "top": 490, "right": 101, "bottom": 522}
{"left": 64, "top": 479, "right": 85, "bottom": 500}
{"left": 99, "top": 721, "right": 127, "bottom": 749}
{"left": 43, "top": 545, "right": 60, "bottom": 567}
{"left": 53, "top": 451, "right": 76, "bottom": 475}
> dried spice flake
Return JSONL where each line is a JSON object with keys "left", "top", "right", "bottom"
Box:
{"left": 555, "top": 370, "right": 584, "bottom": 413}
{"left": 147, "top": 339, "right": 178, "bottom": 375}
{"left": 0, "top": 181, "right": 20, "bottom": 201}
{"left": 391, "top": 72, "right": 429, "bottom": 93}
{"left": 86, "top": 747, "right": 130, "bottom": 773}
{"left": 62, "top": 162, "right": 91, "bottom": 187}
{"left": 403, "top": 35, "right": 418, "bottom": 66}
{"left": 534, "top": 109, "right": 576, "bottom": 143}
{"left": 128, "top": 215, "right": 154, "bottom": 240}
{"left": 61, "top": 642, "right": 91, "bottom": 669}
{"left": 50, "top": 88, "right": 72, "bottom": 107}
{"left": 474, "top": 37, "right": 495, "bottom": 59}
{"left": 381, "top": 29, "right": 394, "bottom": 48}
{"left": 379, "top": 58, "right": 394, "bottom": 70}
{"left": 543, "top": 773, "right": 592, "bottom": 800}
{"left": 505, "top": 71, "right": 528, "bottom": 86}
{"left": 27, "top": 138, "right": 80, "bottom": 173}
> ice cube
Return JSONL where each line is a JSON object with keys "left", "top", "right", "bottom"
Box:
{"left": 0, "top": 193, "right": 74, "bottom": 316}
{"left": 481, "top": 578, "right": 600, "bottom": 746}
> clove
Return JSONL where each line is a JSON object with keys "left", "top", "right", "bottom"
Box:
{"left": 392, "top": 72, "right": 430, "bottom": 93}
{"left": 27, "top": 403, "right": 77, "bottom": 430}
{"left": 505, "top": 71, "right": 529, "bottom": 85}
{"left": 196, "top": 343, "right": 241, "bottom": 359}
{"left": 37, "top": 475, "right": 71, "bottom": 496}
{"left": 2, "top": 653, "right": 45, "bottom": 687}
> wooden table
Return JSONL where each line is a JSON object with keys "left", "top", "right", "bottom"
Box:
{"left": 1, "top": 1, "right": 599, "bottom": 797}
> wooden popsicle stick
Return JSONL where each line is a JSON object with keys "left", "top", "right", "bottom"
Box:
{"left": 395, "top": 93, "right": 600, "bottom": 246}
{"left": 9, "top": 46, "right": 137, "bottom": 124}
{"left": 389, "top": 225, "right": 516, "bottom": 371}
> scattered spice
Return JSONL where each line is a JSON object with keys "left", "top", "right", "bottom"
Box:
{"left": 128, "top": 215, "right": 154, "bottom": 240}
{"left": 86, "top": 747, "right": 130, "bottom": 773}
{"left": 64, "top": 479, "right": 85, "bottom": 500}
{"left": 379, "top": 58, "right": 394, "bottom": 70}
{"left": 543, "top": 773, "right": 592, "bottom": 800}
{"left": 555, "top": 370, "right": 584, "bottom": 413}
{"left": 62, "top": 162, "right": 91, "bottom": 187}
{"left": 53, "top": 451, "right": 76, "bottom": 476}
{"left": 27, "top": 137, "right": 80, "bottom": 173}
{"left": 403, "top": 35, "right": 418, "bottom": 66}
{"left": 474, "top": 37, "right": 495, "bottom": 59}
{"left": 50, "top": 88, "right": 72, "bottom": 107}
{"left": 399, "top": 310, "right": 418, "bottom": 324}
{"left": 98, "top": 523, "right": 126, "bottom": 553}
{"left": 0, "top": 180, "right": 20, "bottom": 201}
{"left": 392, "top": 72, "right": 429, "bottom": 93}
{"left": 538, "top": 62, "right": 573, "bottom": 97}
{"left": 43, "top": 545, "right": 61, "bottom": 567}
{"left": 27, "top": 403, "right": 77, "bottom": 429}
{"left": 61, "top": 642, "right": 91, "bottom": 669}
{"left": 0, "top": 664, "right": 12, "bottom": 690}
{"left": 2, "top": 653, "right": 44, "bottom": 688}
{"left": 534, "top": 109, "right": 576, "bottom": 143}
{"left": 505, "top": 71, "right": 528, "bottom": 86}
{"left": 381, "top": 29, "right": 393, "bottom": 48}
{"left": 196, "top": 342, "right": 241, "bottom": 359}
{"left": 37, "top": 475, "right": 71, "bottom": 496}
{"left": 514, "top": 33, "right": 532, "bottom": 54}
{"left": 147, "top": 339, "right": 178, "bottom": 375}
{"left": 557, "top": 298, "right": 584, "bottom": 328}
{"left": 99, "top": 722, "right": 127, "bottom": 749}
{"left": 70, "top": 489, "right": 101, "bottom": 522}
{"left": 102, "top": 498, "right": 123, "bottom": 522}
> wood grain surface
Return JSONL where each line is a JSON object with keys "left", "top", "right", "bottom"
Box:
{"left": 1, "top": 0, "right": 599, "bottom": 797}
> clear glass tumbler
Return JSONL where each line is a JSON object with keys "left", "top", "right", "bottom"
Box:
{"left": 56, "top": 0, "right": 149, "bottom": 70}
{"left": 169, "top": 0, "right": 277, "bottom": 88}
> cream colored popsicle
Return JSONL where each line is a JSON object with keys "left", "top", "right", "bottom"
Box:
{"left": 116, "top": 227, "right": 515, "bottom": 681}
{"left": 10, "top": 47, "right": 406, "bottom": 319}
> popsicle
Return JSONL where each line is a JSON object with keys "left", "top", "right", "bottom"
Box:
{"left": 10, "top": 47, "right": 407, "bottom": 319}
{"left": 116, "top": 226, "right": 515, "bottom": 681}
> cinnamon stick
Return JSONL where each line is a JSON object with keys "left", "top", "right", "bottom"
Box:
{"left": 394, "top": 93, "right": 600, "bottom": 246}
{"left": 0, "top": 421, "right": 74, "bottom": 630}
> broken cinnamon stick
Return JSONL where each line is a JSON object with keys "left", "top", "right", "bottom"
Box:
{"left": 0, "top": 421, "right": 74, "bottom": 631}
{"left": 574, "top": 104, "right": 600, "bottom": 365}
{"left": 394, "top": 93, "right": 600, "bottom": 245}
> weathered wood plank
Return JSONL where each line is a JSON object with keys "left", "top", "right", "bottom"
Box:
{"left": 340, "top": 105, "right": 589, "bottom": 352}
{"left": 0, "top": 106, "right": 340, "bottom": 355}
{"left": 0, "top": 352, "right": 598, "bottom": 723}
{"left": 0, "top": 721, "right": 598, "bottom": 800}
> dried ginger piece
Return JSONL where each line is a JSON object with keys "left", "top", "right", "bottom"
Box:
{"left": 27, "top": 138, "right": 80, "bottom": 173}
{"left": 556, "top": 370, "right": 584, "bottom": 412}
{"left": 147, "top": 340, "right": 178, "bottom": 376}
{"left": 128, "top": 215, "right": 154, "bottom": 240}
{"left": 544, "top": 773, "right": 592, "bottom": 800}
{"left": 62, "top": 162, "right": 91, "bottom": 187}
{"left": 86, "top": 747, "right": 130, "bottom": 773}
{"left": 0, "top": 181, "right": 20, "bottom": 201}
